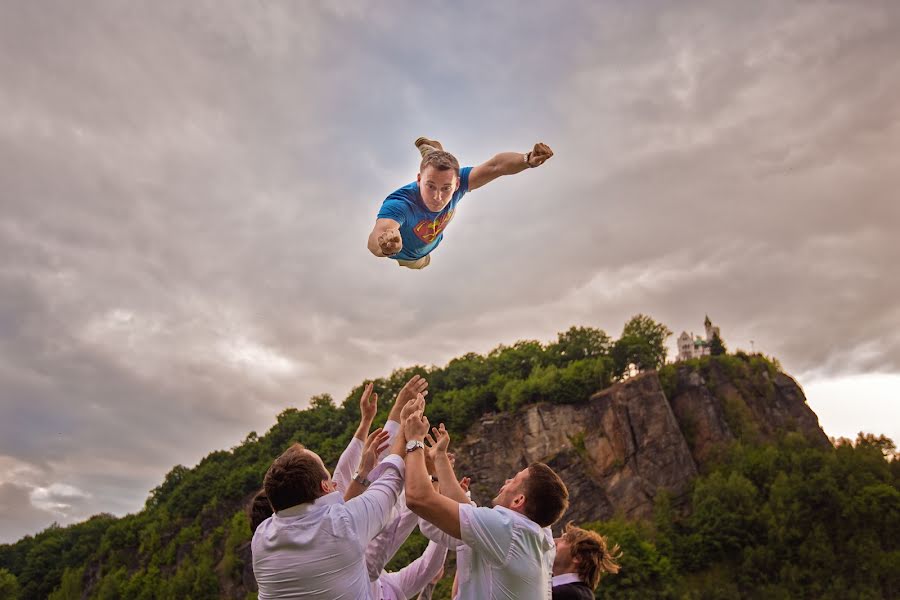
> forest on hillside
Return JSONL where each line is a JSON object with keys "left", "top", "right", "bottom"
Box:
{"left": 0, "top": 315, "right": 897, "bottom": 599}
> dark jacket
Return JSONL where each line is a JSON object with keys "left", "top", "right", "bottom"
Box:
{"left": 552, "top": 581, "right": 594, "bottom": 600}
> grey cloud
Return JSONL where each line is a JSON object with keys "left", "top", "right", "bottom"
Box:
{"left": 1, "top": 0, "right": 899, "bottom": 542}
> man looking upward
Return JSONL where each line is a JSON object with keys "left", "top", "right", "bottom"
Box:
{"left": 368, "top": 137, "right": 554, "bottom": 269}
{"left": 402, "top": 402, "right": 569, "bottom": 599}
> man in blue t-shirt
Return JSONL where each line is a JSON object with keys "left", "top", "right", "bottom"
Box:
{"left": 367, "top": 137, "right": 554, "bottom": 269}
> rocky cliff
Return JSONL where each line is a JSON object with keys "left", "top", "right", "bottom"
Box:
{"left": 454, "top": 355, "right": 828, "bottom": 529}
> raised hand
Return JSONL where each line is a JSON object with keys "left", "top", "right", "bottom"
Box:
{"left": 359, "top": 382, "right": 378, "bottom": 423}
{"left": 390, "top": 375, "right": 429, "bottom": 423}
{"left": 527, "top": 142, "right": 554, "bottom": 168}
{"left": 359, "top": 428, "right": 391, "bottom": 475}
{"left": 398, "top": 374, "right": 428, "bottom": 406}
{"left": 378, "top": 228, "right": 403, "bottom": 256}
{"left": 404, "top": 408, "right": 430, "bottom": 441}
{"left": 459, "top": 477, "right": 471, "bottom": 494}
{"left": 431, "top": 423, "right": 450, "bottom": 454}
{"left": 400, "top": 392, "right": 426, "bottom": 423}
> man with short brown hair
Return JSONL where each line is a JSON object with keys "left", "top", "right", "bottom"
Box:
{"left": 552, "top": 522, "right": 621, "bottom": 600}
{"left": 368, "top": 137, "right": 554, "bottom": 269}
{"left": 252, "top": 431, "right": 409, "bottom": 599}
{"left": 403, "top": 402, "right": 569, "bottom": 599}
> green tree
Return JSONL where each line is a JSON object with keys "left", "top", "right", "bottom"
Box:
{"left": 0, "top": 568, "right": 21, "bottom": 599}
{"left": 48, "top": 567, "right": 82, "bottom": 599}
{"left": 709, "top": 332, "right": 726, "bottom": 356}
{"left": 547, "top": 326, "right": 611, "bottom": 365}
{"left": 612, "top": 315, "right": 672, "bottom": 377}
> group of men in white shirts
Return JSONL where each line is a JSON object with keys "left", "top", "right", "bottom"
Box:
{"left": 249, "top": 375, "right": 620, "bottom": 599}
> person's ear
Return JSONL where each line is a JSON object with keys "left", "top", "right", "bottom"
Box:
{"left": 417, "top": 172, "right": 422, "bottom": 185}
{"left": 512, "top": 492, "right": 526, "bottom": 510}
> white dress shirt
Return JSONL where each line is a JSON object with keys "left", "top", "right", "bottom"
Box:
{"left": 252, "top": 454, "right": 405, "bottom": 599}
{"left": 456, "top": 504, "right": 555, "bottom": 600}
{"left": 378, "top": 540, "right": 448, "bottom": 600}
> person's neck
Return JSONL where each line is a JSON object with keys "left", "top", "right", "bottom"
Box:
{"left": 552, "top": 566, "right": 578, "bottom": 577}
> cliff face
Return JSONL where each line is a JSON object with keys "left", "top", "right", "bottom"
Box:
{"left": 455, "top": 372, "right": 697, "bottom": 526}
{"left": 665, "top": 358, "right": 830, "bottom": 465}
{"left": 454, "top": 357, "right": 829, "bottom": 529}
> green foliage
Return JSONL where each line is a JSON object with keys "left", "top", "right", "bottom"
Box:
{"left": 612, "top": 314, "right": 672, "bottom": 378}
{"left": 591, "top": 434, "right": 899, "bottom": 598}
{"left": 48, "top": 566, "right": 83, "bottom": 599}
{"left": 0, "top": 568, "right": 22, "bottom": 600}
{"left": 709, "top": 332, "right": 727, "bottom": 356}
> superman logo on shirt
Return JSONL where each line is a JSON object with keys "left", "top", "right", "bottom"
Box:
{"left": 413, "top": 210, "right": 455, "bottom": 243}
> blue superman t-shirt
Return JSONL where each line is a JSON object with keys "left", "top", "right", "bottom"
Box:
{"left": 376, "top": 166, "right": 473, "bottom": 261}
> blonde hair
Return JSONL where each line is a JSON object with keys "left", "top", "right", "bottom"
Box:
{"left": 419, "top": 151, "right": 460, "bottom": 177}
{"left": 562, "top": 522, "right": 622, "bottom": 590}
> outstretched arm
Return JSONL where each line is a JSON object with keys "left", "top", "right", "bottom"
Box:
{"left": 403, "top": 405, "right": 463, "bottom": 539}
{"left": 368, "top": 218, "right": 403, "bottom": 257}
{"left": 468, "top": 142, "right": 554, "bottom": 191}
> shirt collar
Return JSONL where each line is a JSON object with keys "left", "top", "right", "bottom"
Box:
{"left": 552, "top": 573, "right": 582, "bottom": 587}
{"left": 276, "top": 491, "right": 343, "bottom": 517}
{"left": 492, "top": 505, "right": 554, "bottom": 551}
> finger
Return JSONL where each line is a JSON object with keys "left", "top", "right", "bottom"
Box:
{"left": 424, "top": 433, "right": 436, "bottom": 446}
{"left": 376, "top": 441, "right": 390, "bottom": 454}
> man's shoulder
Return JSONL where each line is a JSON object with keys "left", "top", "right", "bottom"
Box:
{"left": 551, "top": 581, "right": 594, "bottom": 600}
{"left": 385, "top": 181, "right": 419, "bottom": 203}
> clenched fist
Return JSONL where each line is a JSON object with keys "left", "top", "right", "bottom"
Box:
{"left": 378, "top": 228, "right": 403, "bottom": 256}
{"left": 526, "top": 142, "right": 554, "bottom": 168}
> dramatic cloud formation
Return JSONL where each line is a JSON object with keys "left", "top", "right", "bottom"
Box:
{"left": 1, "top": 1, "right": 898, "bottom": 542}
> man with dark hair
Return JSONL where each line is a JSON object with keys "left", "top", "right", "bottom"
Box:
{"left": 402, "top": 402, "right": 569, "bottom": 599}
{"left": 252, "top": 408, "right": 412, "bottom": 599}
{"left": 367, "top": 137, "right": 554, "bottom": 269}
{"left": 247, "top": 489, "right": 272, "bottom": 534}
{"left": 552, "top": 522, "right": 621, "bottom": 600}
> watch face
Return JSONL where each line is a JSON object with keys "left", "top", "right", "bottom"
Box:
{"left": 406, "top": 440, "right": 422, "bottom": 451}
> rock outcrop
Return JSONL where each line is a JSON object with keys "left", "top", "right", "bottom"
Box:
{"left": 665, "top": 359, "right": 830, "bottom": 465}
{"left": 453, "top": 356, "right": 829, "bottom": 530}
{"left": 454, "top": 372, "right": 698, "bottom": 528}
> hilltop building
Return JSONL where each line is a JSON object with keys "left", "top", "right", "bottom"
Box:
{"left": 676, "top": 316, "right": 721, "bottom": 361}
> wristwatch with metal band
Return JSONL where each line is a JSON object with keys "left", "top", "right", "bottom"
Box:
{"left": 352, "top": 472, "right": 371, "bottom": 487}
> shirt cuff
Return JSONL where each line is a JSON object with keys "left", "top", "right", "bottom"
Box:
{"left": 384, "top": 419, "right": 401, "bottom": 437}
{"left": 369, "top": 453, "right": 405, "bottom": 481}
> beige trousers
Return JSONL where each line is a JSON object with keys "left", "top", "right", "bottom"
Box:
{"left": 397, "top": 255, "right": 431, "bottom": 270}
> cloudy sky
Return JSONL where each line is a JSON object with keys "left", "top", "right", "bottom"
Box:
{"left": 1, "top": 0, "right": 898, "bottom": 543}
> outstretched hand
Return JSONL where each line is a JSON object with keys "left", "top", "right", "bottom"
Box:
{"left": 527, "top": 142, "right": 554, "bottom": 168}
{"left": 431, "top": 423, "right": 450, "bottom": 454}
{"left": 359, "top": 427, "right": 390, "bottom": 475}
{"left": 378, "top": 228, "right": 402, "bottom": 256}
{"left": 403, "top": 394, "right": 429, "bottom": 441}
{"left": 390, "top": 375, "right": 428, "bottom": 423}
{"left": 398, "top": 374, "right": 428, "bottom": 406}
{"left": 359, "top": 382, "right": 377, "bottom": 423}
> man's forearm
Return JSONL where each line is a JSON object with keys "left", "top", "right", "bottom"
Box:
{"left": 434, "top": 454, "right": 468, "bottom": 504}
{"left": 353, "top": 416, "right": 374, "bottom": 441}
{"left": 489, "top": 152, "right": 531, "bottom": 177}
{"left": 405, "top": 449, "right": 436, "bottom": 506}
